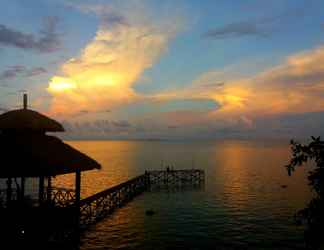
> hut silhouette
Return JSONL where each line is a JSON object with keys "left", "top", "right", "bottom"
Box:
{"left": 0, "top": 94, "right": 101, "bottom": 243}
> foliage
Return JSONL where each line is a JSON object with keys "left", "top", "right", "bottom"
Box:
{"left": 286, "top": 136, "right": 324, "bottom": 249}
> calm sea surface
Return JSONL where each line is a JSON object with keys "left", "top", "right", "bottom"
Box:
{"left": 54, "top": 140, "right": 312, "bottom": 250}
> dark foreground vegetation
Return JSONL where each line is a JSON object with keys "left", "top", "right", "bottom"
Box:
{"left": 287, "top": 136, "right": 324, "bottom": 250}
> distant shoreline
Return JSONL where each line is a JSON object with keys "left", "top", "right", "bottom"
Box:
{"left": 60, "top": 137, "right": 299, "bottom": 146}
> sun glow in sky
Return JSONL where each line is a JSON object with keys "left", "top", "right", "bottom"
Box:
{"left": 1, "top": 0, "right": 324, "bottom": 139}
{"left": 48, "top": 77, "right": 77, "bottom": 92}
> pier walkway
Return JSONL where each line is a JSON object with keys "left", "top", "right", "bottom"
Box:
{"left": 77, "top": 169, "right": 204, "bottom": 228}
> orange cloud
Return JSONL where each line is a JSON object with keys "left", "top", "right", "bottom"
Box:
{"left": 47, "top": 2, "right": 179, "bottom": 117}
{"left": 214, "top": 47, "right": 324, "bottom": 115}
{"left": 149, "top": 45, "right": 324, "bottom": 129}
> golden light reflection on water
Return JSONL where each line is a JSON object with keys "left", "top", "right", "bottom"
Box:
{"left": 49, "top": 140, "right": 314, "bottom": 249}
{"left": 213, "top": 140, "right": 312, "bottom": 213}
{"left": 53, "top": 140, "right": 140, "bottom": 198}
{"left": 53, "top": 139, "right": 312, "bottom": 210}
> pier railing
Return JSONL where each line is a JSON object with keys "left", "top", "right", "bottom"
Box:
{"left": 147, "top": 169, "right": 205, "bottom": 188}
{"left": 45, "top": 187, "right": 76, "bottom": 207}
{"left": 79, "top": 174, "right": 149, "bottom": 227}
{"left": 78, "top": 169, "right": 204, "bottom": 228}
{"left": 0, "top": 189, "right": 18, "bottom": 207}
{"left": 0, "top": 169, "right": 205, "bottom": 244}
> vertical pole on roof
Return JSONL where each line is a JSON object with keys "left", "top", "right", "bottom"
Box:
{"left": 23, "top": 93, "right": 27, "bottom": 109}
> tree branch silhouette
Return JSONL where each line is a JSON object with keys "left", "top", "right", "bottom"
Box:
{"left": 286, "top": 136, "right": 324, "bottom": 249}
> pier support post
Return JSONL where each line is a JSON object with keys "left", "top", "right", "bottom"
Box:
{"left": 46, "top": 176, "right": 52, "bottom": 202}
{"left": 6, "top": 178, "right": 12, "bottom": 206}
{"left": 39, "top": 176, "right": 44, "bottom": 204}
{"left": 145, "top": 171, "right": 150, "bottom": 189}
{"left": 20, "top": 177, "right": 25, "bottom": 200}
{"left": 75, "top": 169, "right": 81, "bottom": 228}
{"left": 75, "top": 169, "right": 81, "bottom": 205}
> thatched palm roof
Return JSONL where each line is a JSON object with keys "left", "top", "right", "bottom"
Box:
{"left": 0, "top": 134, "right": 101, "bottom": 177}
{"left": 0, "top": 109, "right": 64, "bottom": 132}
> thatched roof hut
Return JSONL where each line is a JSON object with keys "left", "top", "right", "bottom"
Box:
{"left": 0, "top": 94, "right": 100, "bottom": 207}
{"left": 0, "top": 94, "right": 100, "bottom": 177}
{"left": 0, "top": 93, "right": 64, "bottom": 133}
{"left": 0, "top": 109, "right": 64, "bottom": 133}
{"left": 0, "top": 134, "right": 100, "bottom": 178}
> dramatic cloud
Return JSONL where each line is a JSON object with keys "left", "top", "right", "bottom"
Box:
{"left": 203, "top": 4, "right": 307, "bottom": 40}
{"left": 0, "top": 65, "right": 26, "bottom": 80}
{"left": 60, "top": 119, "right": 136, "bottom": 139}
{"left": 60, "top": 43, "right": 324, "bottom": 139}
{"left": 0, "top": 16, "right": 61, "bottom": 53}
{"left": 48, "top": 1, "right": 180, "bottom": 117}
{"left": 41, "top": 1, "right": 324, "bottom": 139}
{"left": 26, "top": 67, "right": 47, "bottom": 77}
{"left": 191, "top": 45, "right": 324, "bottom": 114}
{"left": 204, "top": 20, "right": 272, "bottom": 39}
{"left": 49, "top": 40, "right": 324, "bottom": 139}
{"left": 226, "top": 46, "right": 324, "bottom": 116}
{"left": 141, "top": 44, "right": 324, "bottom": 138}
{"left": 0, "top": 65, "right": 47, "bottom": 80}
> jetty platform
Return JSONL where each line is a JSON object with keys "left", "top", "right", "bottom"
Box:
{"left": 69, "top": 169, "right": 204, "bottom": 228}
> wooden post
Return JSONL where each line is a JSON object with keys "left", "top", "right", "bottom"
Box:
{"left": 6, "top": 178, "right": 12, "bottom": 206}
{"left": 39, "top": 176, "right": 44, "bottom": 204}
{"left": 46, "top": 176, "right": 52, "bottom": 202}
{"left": 75, "top": 169, "right": 81, "bottom": 227}
{"left": 75, "top": 170, "right": 81, "bottom": 205}
{"left": 145, "top": 171, "right": 150, "bottom": 189}
{"left": 20, "top": 177, "right": 25, "bottom": 200}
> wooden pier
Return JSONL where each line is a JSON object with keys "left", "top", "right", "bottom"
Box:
{"left": 79, "top": 174, "right": 149, "bottom": 227}
{"left": 77, "top": 169, "right": 204, "bottom": 228}
{"left": 147, "top": 169, "right": 205, "bottom": 188}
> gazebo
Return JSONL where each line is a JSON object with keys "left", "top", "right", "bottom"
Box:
{"left": 0, "top": 94, "right": 100, "bottom": 239}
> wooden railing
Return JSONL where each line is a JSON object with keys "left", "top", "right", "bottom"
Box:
{"left": 147, "top": 169, "right": 205, "bottom": 187}
{"left": 0, "top": 189, "right": 18, "bottom": 207}
{"left": 78, "top": 169, "right": 205, "bottom": 228}
{"left": 46, "top": 187, "right": 76, "bottom": 207}
{"left": 79, "top": 174, "right": 149, "bottom": 227}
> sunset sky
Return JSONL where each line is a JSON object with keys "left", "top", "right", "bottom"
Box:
{"left": 1, "top": 0, "right": 324, "bottom": 139}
